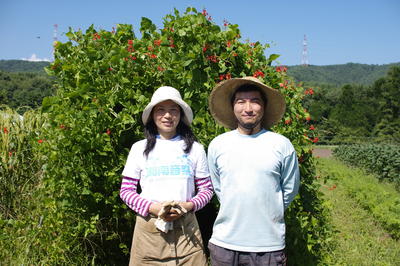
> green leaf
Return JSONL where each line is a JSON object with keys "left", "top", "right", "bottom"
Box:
{"left": 268, "top": 53, "right": 280, "bottom": 62}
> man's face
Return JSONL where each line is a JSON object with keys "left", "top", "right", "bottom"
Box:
{"left": 233, "top": 90, "right": 264, "bottom": 130}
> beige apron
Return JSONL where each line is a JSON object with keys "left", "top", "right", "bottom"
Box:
{"left": 129, "top": 212, "right": 208, "bottom": 266}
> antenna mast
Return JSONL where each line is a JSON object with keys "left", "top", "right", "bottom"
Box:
{"left": 302, "top": 34, "right": 309, "bottom": 66}
{"left": 53, "top": 24, "right": 58, "bottom": 60}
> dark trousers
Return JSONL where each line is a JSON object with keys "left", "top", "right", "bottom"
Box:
{"left": 208, "top": 242, "right": 287, "bottom": 266}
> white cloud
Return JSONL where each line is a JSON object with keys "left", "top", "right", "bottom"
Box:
{"left": 21, "top": 53, "right": 50, "bottom": 62}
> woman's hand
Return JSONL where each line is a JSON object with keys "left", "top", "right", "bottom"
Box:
{"left": 179, "top": 201, "right": 194, "bottom": 212}
{"left": 163, "top": 208, "right": 181, "bottom": 222}
{"left": 150, "top": 201, "right": 185, "bottom": 222}
{"left": 149, "top": 202, "right": 162, "bottom": 217}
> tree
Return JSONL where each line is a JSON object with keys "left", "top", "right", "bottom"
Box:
{"left": 372, "top": 66, "right": 400, "bottom": 142}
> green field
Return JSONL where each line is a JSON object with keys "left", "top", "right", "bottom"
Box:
{"left": 317, "top": 158, "right": 400, "bottom": 265}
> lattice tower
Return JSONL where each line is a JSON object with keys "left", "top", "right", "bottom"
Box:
{"left": 302, "top": 34, "right": 309, "bottom": 66}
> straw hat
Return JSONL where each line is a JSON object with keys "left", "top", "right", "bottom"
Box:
{"left": 209, "top": 77, "right": 286, "bottom": 129}
{"left": 142, "top": 86, "right": 193, "bottom": 125}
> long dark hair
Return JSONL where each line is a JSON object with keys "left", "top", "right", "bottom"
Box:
{"left": 143, "top": 111, "right": 197, "bottom": 158}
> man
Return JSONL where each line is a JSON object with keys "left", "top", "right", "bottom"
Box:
{"left": 207, "top": 76, "right": 300, "bottom": 266}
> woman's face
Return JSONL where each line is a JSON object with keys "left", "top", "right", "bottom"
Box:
{"left": 152, "top": 100, "right": 181, "bottom": 139}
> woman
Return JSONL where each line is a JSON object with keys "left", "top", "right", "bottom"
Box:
{"left": 120, "top": 86, "right": 213, "bottom": 265}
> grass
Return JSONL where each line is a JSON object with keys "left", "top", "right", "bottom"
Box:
{"left": 313, "top": 144, "right": 338, "bottom": 150}
{"left": 317, "top": 158, "right": 400, "bottom": 266}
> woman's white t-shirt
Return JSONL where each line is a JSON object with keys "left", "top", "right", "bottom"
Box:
{"left": 122, "top": 135, "right": 209, "bottom": 202}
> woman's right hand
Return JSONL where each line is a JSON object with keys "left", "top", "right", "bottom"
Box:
{"left": 149, "top": 202, "right": 162, "bottom": 217}
{"left": 149, "top": 202, "right": 181, "bottom": 222}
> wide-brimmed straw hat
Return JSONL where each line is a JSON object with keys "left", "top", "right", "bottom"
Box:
{"left": 209, "top": 76, "right": 286, "bottom": 129}
{"left": 142, "top": 86, "right": 193, "bottom": 125}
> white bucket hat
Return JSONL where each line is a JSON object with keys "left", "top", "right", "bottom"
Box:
{"left": 142, "top": 86, "right": 193, "bottom": 125}
{"left": 209, "top": 76, "right": 286, "bottom": 129}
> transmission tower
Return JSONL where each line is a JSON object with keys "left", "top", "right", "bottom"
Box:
{"left": 53, "top": 24, "right": 58, "bottom": 60}
{"left": 301, "top": 34, "right": 309, "bottom": 66}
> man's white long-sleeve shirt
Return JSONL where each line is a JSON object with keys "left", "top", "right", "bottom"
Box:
{"left": 208, "top": 129, "right": 300, "bottom": 252}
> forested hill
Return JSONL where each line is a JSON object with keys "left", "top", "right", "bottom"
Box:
{"left": 0, "top": 60, "right": 50, "bottom": 73}
{"left": 1, "top": 60, "right": 399, "bottom": 87}
{"left": 287, "top": 62, "right": 400, "bottom": 87}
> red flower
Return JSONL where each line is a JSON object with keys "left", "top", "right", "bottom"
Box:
{"left": 305, "top": 88, "right": 314, "bottom": 95}
{"left": 154, "top": 39, "right": 161, "bottom": 46}
{"left": 130, "top": 55, "right": 137, "bottom": 60}
{"left": 157, "top": 66, "right": 165, "bottom": 71}
{"left": 219, "top": 75, "right": 224, "bottom": 81}
{"left": 106, "top": 129, "right": 111, "bottom": 136}
{"left": 169, "top": 38, "right": 175, "bottom": 48}
{"left": 226, "top": 41, "right": 232, "bottom": 48}
{"left": 150, "top": 54, "right": 157, "bottom": 59}
{"left": 276, "top": 66, "right": 288, "bottom": 72}
{"left": 108, "top": 67, "right": 113, "bottom": 71}
{"left": 60, "top": 124, "right": 66, "bottom": 129}
{"left": 9, "top": 151, "right": 12, "bottom": 157}
{"left": 253, "top": 71, "right": 264, "bottom": 78}
{"left": 309, "top": 125, "right": 315, "bottom": 130}
{"left": 312, "top": 137, "right": 319, "bottom": 143}
{"left": 233, "top": 52, "right": 238, "bottom": 57}
{"left": 93, "top": 33, "right": 101, "bottom": 40}
{"left": 3, "top": 127, "right": 8, "bottom": 134}
{"left": 223, "top": 19, "right": 229, "bottom": 27}
{"left": 128, "top": 40, "right": 133, "bottom": 45}
{"left": 38, "top": 139, "right": 43, "bottom": 144}
{"left": 207, "top": 55, "right": 219, "bottom": 63}
{"left": 328, "top": 185, "right": 337, "bottom": 190}
{"left": 225, "top": 73, "right": 231, "bottom": 79}
{"left": 306, "top": 116, "right": 311, "bottom": 121}
{"left": 148, "top": 46, "right": 153, "bottom": 51}
{"left": 285, "top": 119, "right": 291, "bottom": 125}
{"left": 202, "top": 9, "right": 208, "bottom": 16}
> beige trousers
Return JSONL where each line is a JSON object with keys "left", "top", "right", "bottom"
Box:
{"left": 129, "top": 212, "right": 208, "bottom": 266}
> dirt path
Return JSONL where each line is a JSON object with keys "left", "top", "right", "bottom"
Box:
{"left": 312, "top": 148, "right": 332, "bottom": 158}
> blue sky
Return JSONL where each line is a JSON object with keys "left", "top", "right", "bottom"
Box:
{"left": 0, "top": 0, "right": 399, "bottom": 66}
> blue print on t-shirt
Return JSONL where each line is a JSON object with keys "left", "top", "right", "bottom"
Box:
{"left": 146, "top": 155, "right": 191, "bottom": 177}
{"left": 146, "top": 164, "right": 190, "bottom": 176}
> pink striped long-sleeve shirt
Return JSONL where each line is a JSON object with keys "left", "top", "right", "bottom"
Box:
{"left": 120, "top": 175, "right": 213, "bottom": 217}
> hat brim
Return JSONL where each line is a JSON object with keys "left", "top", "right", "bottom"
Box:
{"left": 142, "top": 98, "right": 193, "bottom": 126}
{"left": 209, "top": 77, "right": 286, "bottom": 129}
